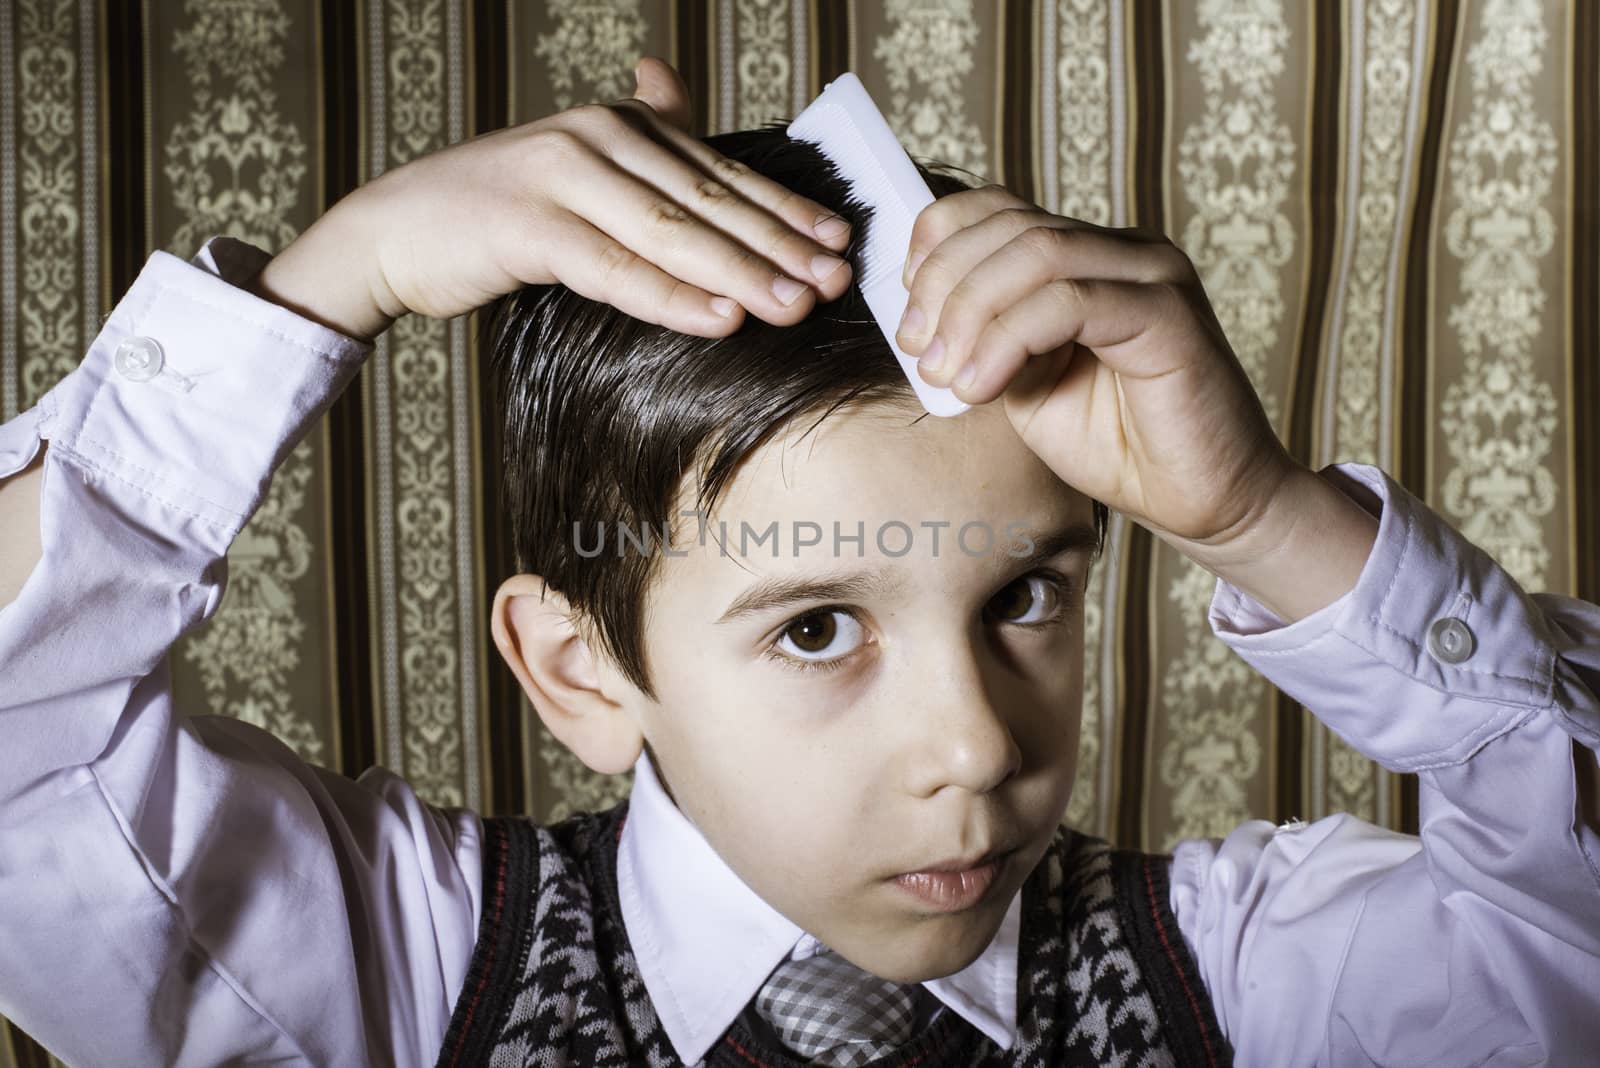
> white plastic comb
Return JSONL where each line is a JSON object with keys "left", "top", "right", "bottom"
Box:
{"left": 787, "top": 73, "right": 970, "bottom": 418}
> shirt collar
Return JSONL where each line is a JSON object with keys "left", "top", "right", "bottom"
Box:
{"left": 615, "top": 749, "right": 1021, "bottom": 1063}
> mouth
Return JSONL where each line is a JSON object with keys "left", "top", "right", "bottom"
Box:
{"left": 905, "top": 844, "right": 1017, "bottom": 874}
{"left": 889, "top": 846, "right": 1018, "bottom": 912}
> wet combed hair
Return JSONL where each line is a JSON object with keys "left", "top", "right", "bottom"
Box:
{"left": 483, "top": 121, "right": 1108, "bottom": 701}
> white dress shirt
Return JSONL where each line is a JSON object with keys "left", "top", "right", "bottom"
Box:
{"left": 0, "top": 236, "right": 1596, "bottom": 1067}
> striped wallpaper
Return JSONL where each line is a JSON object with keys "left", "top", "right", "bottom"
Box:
{"left": 2, "top": 1, "right": 1597, "bottom": 1061}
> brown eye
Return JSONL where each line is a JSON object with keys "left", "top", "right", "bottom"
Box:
{"left": 785, "top": 612, "right": 838, "bottom": 653}
{"left": 989, "top": 574, "right": 1064, "bottom": 624}
{"left": 768, "top": 608, "right": 866, "bottom": 672}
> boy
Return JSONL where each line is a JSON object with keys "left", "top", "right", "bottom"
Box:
{"left": 0, "top": 56, "right": 1596, "bottom": 1066}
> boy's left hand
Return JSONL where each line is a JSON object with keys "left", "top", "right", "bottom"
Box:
{"left": 895, "top": 184, "right": 1378, "bottom": 622}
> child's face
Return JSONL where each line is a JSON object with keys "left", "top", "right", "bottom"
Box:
{"left": 628, "top": 399, "right": 1095, "bottom": 983}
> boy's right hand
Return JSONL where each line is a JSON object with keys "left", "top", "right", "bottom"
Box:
{"left": 251, "top": 56, "right": 853, "bottom": 344}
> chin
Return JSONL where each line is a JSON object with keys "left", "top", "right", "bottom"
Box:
{"left": 864, "top": 908, "right": 1005, "bottom": 983}
{"left": 877, "top": 943, "right": 987, "bottom": 984}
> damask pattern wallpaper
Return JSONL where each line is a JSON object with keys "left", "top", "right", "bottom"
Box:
{"left": 2, "top": 1, "right": 1597, "bottom": 1062}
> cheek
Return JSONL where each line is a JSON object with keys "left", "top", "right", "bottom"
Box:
{"left": 1044, "top": 628, "right": 1088, "bottom": 740}
{"left": 1009, "top": 652, "right": 1084, "bottom": 752}
{"left": 739, "top": 748, "right": 860, "bottom": 837}
{"left": 700, "top": 765, "right": 858, "bottom": 897}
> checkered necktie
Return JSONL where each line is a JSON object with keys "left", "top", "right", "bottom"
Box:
{"left": 752, "top": 946, "right": 919, "bottom": 1067}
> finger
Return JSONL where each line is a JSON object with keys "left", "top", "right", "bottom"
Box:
{"left": 928, "top": 278, "right": 1194, "bottom": 406}
{"left": 562, "top": 151, "right": 829, "bottom": 325}
{"left": 903, "top": 183, "right": 1035, "bottom": 288}
{"left": 897, "top": 210, "right": 1095, "bottom": 352}
{"left": 904, "top": 223, "right": 1196, "bottom": 365}
{"left": 632, "top": 55, "right": 693, "bottom": 132}
{"left": 1002, "top": 341, "right": 1095, "bottom": 439}
{"left": 902, "top": 184, "right": 1175, "bottom": 290}
{"left": 589, "top": 108, "right": 854, "bottom": 305}
{"left": 604, "top": 97, "right": 855, "bottom": 253}
{"left": 554, "top": 215, "right": 749, "bottom": 336}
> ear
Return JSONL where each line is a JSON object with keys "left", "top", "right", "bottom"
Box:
{"left": 491, "top": 574, "right": 643, "bottom": 775}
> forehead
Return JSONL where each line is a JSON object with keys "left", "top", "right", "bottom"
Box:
{"left": 664, "top": 399, "right": 1092, "bottom": 586}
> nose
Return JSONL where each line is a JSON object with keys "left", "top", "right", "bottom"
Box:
{"left": 901, "top": 645, "right": 1023, "bottom": 798}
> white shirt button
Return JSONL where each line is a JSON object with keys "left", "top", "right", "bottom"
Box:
{"left": 113, "top": 336, "right": 164, "bottom": 382}
{"left": 1426, "top": 616, "right": 1476, "bottom": 664}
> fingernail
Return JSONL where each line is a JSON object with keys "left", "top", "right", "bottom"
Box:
{"left": 772, "top": 275, "right": 808, "bottom": 305}
{"left": 710, "top": 296, "right": 737, "bottom": 317}
{"left": 811, "top": 254, "right": 846, "bottom": 282}
{"left": 899, "top": 304, "right": 925, "bottom": 339}
{"left": 954, "top": 361, "right": 977, "bottom": 391}
{"left": 920, "top": 336, "right": 946, "bottom": 374}
{"left": 814, "top": 213, "right": 849, "bottom": 241}
{"left": 903, "top": 249, "right": 927, "bottom": 286}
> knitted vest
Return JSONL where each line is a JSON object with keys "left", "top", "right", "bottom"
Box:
{"left": 434, "top": 801, "right": 1232, "bottom": 1067}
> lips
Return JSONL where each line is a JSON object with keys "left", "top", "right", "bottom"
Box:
{"left": 892, "top": 850, "right": 1014, "bottom": 911}
{"left": 900, "top": 844, "right": 1018, "bottom": 876}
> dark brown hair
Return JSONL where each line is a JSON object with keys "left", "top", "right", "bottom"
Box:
{"left": 483, "top": 121, "right": 1107, "bottom": 700}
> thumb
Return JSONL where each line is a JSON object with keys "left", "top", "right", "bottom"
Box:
{"left": 631, "top": 55, "right": 693, "bottom": 132}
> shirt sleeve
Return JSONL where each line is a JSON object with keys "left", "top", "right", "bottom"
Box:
{"left": 1167, "top": 461, "right": 1600, "bottom": 1067}
{"left": 0, "top": 237, "right": 484, "bottom": 1068}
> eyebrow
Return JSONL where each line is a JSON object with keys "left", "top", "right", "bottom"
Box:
{"left": 713, "top": 519, "right": 1101, "bottom": 625}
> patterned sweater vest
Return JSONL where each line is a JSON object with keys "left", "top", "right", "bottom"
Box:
{"left": 434, "top": 801, "right": 1232, "bottom": 1068}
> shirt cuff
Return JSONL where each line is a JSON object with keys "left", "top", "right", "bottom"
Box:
{"left": 1206, "top": 461, "right": 1562, "bottom": 771}
{"left": 29, "top": 236, "right": 370, "bottom": 541}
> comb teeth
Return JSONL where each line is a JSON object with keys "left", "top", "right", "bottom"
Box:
{"left": 788, "top": 73, "right": 970, "bottom": 418}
